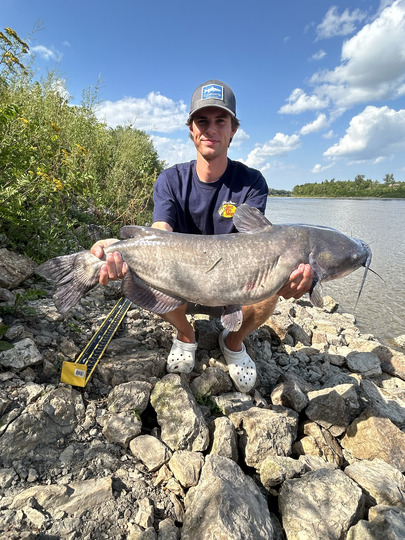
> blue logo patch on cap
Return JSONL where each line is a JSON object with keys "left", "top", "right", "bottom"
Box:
{"left": 202, "top": 84, "right": 223, "bottom": 101}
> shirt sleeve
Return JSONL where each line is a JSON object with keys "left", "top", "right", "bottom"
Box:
{"left": 245, "top": 173, "right": 268, "bottom": 214}
{"left": 152, "top": 171, "right": 177, "bottom": 229}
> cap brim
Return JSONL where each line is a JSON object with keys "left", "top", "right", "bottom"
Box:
{"left": 188, "top": 102, "right": 236, "bottom": 120}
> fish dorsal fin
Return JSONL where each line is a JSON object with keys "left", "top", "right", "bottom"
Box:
{"left": 233, "top": 204, "right": 272, "bottom": 233}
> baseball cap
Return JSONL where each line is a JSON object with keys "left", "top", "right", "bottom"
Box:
{"left": 188, "top": 79, "right": 236, "bottom": 120}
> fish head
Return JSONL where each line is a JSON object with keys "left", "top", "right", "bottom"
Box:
{"left": 309, "top": 228, "right": 372, "bottom": 283}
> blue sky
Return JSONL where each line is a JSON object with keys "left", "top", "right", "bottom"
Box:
{"left": 2, "top": 0, "right": 405, "bottom": 190}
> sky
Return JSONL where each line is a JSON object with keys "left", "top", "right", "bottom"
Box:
{"left": 1, "top": 0, "right": 405, "bottom": 190}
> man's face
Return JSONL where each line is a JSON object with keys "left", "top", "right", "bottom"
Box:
{"left": 189, "top": 107, "right": 238, "bottom": 161}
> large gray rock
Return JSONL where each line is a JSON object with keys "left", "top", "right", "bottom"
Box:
{"left": 150, "top": 374, "right": 210, "bottom": 452}
{"left": 229, "top": 406, "right": 298, "bottom": 470}
{"left": 347, "top": 505, "right": 405, "bottom": 540}
{"left": 0, "top": 338, "right": 42, "bottom": 370}
{"left": 182, "top": 455, "right": 277, "bottom": 539}
{"left": 360, "top": 379, "right": 405, "bottom": 429}
{"left": 305, "top": 383, "right": 360, "bottom": 436}
{"left": 345, "top": 459, "right": 405, "bottom": 508}
{"left": 279, "top": 468, "right": 364, "bottom": 539}
{"left": 0, "top": 249, "right": 36, "bottom": 289}
{"left": 0, "top": 386, "right": 84, "bottom": 459}
{"left": 341, "top": 408, "right": 405, "bottom": 471}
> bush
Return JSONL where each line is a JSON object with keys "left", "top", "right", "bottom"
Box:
{"left": 0, "top": 27, "right": 164, "bottom": 262}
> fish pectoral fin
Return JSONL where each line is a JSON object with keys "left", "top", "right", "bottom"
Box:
{"left": 122, "top": 269, "right": 185, "bottom": 314}
{"left": 221, "top": 305, "right": 243, "bottom": 332}
{"left": 309, "top": 279, "right": 324, "bottom": 308}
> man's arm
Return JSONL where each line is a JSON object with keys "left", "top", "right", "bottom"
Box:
{"left": 91, "top": 222, "right": 173, "bottom": 285}
{"left": 151, "top": 221, "right": 173, "bottom": 232}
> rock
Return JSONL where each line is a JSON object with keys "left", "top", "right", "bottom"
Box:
{"left": 168, "top": 450, "right": 204, "bottom": 488}
{"left": 346, "top": 351, "right": 382, "bottom": 377}
{"left": 271, "top": 379, "right": 308, "bottom": 412}
{"left": 293, "top": 421, "right": 344, "bottom": 466}
{"left": 210, "top": 416, "right": 238, "bottom": 461}
{"left": 260, "top": 455, "right": 307, "bottom": 489}
{"left": 344, "top": 459, "right": 405, "bottom": 508}
{"left": 360, "top": 379, "right": 405, "bottom": 429}
{"left": 11, "top": 476, "right": 113, "bottom": 517}
{"left": 305, "top": 383, "right": 360, "bottom": 436}
{"left": 107, "top": 380, "right": 153, "bottom": 414}
{"left": 394, "top": 335, "right": 405, "bottom": 348}
{"left": 134, "top": 497, "right": 155, "bottom": 529}
{"left": 229, "top": 406, "right": 298, "bottom": 470}
{"left": 347, "top": 505, "right": 405, "bottom": 540}
{"left": 101, "top": 411, "right": 142, "bottom": 448}
{"left": 0, "top": 338, "right": 42, "bottom": 370}
{"left": 182, "top": 455, "right": 276, "bottom": 539}
{"left": 279, "top": 468, "right": 364, "bottom": 539}
{"left": 0, "top": 386, "right": 84, "bottom": 459}
{"left": 150, "top": 374, "right": 210, "bottom": 452}
{"left": 341, "top": 408, "right": 405, "bottom": 471}
{"left": 129, "top": 435, "right": 171, "bottom": 472}
{"left": 0, "top": 249, "right": 36, "bottom": 289}
{"left": 190, "top": 366, "right": 233, "bottom": 396}
{"left": 2, "top": 269, "right": 405, "bottom": 539}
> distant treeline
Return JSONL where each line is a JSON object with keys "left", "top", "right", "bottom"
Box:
{"left": 268, "top": 188, "right": 292, "bottom": 197}
{"left": 291, "top": 175, "right": 405, "bottom": 198}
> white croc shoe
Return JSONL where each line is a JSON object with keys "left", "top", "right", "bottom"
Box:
{"left": 167, "top": 337, "right": 197, "bottom": 374}
{"left": 219, "top": 330, "right": 257, "bottom": 393}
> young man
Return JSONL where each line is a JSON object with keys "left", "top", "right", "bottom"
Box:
{"left": 92, "top": 80, "right": 313, "bottom": 392}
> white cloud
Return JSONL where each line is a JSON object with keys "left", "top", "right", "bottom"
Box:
{"left": 282, "top": 1, "right": 405, "bottom": 116}
{"left": 31, "top": 45, "right": 62, "bottom": 62}
{"left": 323, "top": 130, "right": 336, "bottom": 139}
{"left": 311, "top": 163, "right": 334, "bottom": 174}
{"left": 279, "top": 88, "right": 329, "bottom": 114}
{"left": 300, "top": 113, "right": 328, "bottom": 135}
{"left": 232, "top": 128, "right": 250, "bottom": 147}
{"left": 316, "top": 5, "right": 367, "bottom": 40}
{"left": 243, "top": 133, "right": 301, "bottom": 170}
{"left": 324, "top": 105, "right": 405, "bottom": 160}
{"left": 150, "top": 135, "right": 195, "bottom": 166}
{"left": 95, "top": 92, "right": 188, "bottom": 133}
{"left": 312, "top": 0, "right": 405, "bottom": 109}
{"left": 51, "top": 78, "right": 71, "bottom": 101}
{"left": 311, "top": 49, "right": 327, "bottom": 61}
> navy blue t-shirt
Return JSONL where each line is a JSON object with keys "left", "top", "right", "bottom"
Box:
{"left": 152, "top": 159, "right": 268, "bottom": 235}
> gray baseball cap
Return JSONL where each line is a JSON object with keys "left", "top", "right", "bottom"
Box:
{"left": 188, "top": 79, "right": 236, "bottom": 119}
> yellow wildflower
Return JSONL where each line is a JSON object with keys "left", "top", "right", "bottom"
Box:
{"left": 75, "top": 144, "right": 87, "bottom": 155}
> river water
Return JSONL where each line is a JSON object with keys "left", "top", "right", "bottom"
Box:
{"left": 265, "top": 197, "right": 405, "bottom": 347}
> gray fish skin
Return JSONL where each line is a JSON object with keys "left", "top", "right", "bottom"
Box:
{"left": 36, "top": 205, "right": 372, "bottom": 331}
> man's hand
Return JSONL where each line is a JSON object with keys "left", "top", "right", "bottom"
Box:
{"left": 90, "top": 239, "right": 128, "bottom": 286}
{"left": 277, "top": 263, "right": 313, "bottom": 300}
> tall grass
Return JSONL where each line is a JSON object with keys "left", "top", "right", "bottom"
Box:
{"left": 0, "top": 27, "right": 164, "bottom": 262}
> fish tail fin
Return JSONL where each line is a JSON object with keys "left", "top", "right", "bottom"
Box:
{"left": 36, "top": 252, "right": 101, "bottom": 313}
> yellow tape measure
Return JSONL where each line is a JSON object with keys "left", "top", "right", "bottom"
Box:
{"left": 61, "top": 297, "right": 133, "bottom": 387}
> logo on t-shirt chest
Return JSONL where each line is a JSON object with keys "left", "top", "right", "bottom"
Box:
{"left": 218, "top": 201, "right": 237, "bottom": 218}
